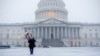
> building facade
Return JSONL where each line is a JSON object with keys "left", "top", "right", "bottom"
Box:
{"left": 0, "top": 0, "right": 100, "bottom": 47}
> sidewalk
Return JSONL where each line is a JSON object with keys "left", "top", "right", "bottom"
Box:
{"left": 0, "top": 47, "right": 100, "bottom": 56}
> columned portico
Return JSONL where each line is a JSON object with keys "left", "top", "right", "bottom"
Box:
{"left": 34, "top": 26, "right": 80, "bottom": 39}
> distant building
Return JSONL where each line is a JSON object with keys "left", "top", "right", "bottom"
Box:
{"left": 0, "top": 0, "right": 100, "bottom": 47}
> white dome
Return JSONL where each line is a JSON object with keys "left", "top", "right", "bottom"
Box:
{"left": 38, "top": 0, "right": 65, "bottom": 8}
{"left": 35, "top": 0, "right": 68, "bottom": 21}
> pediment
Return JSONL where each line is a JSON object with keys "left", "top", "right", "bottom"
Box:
{"left": 37, "top": 18, "right": 67, "bottom": 24}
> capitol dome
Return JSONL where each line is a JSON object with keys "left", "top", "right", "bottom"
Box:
{"left": 35, "top": 0, "right": 68, "bottom": 21}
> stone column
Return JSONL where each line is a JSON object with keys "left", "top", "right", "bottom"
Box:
{"left": 39, "top": 27, "right": 41, "bottom": 38}
{"left": 76, "top": 27, "right": 79, "bottom": 47}
{"left": 69, "top": 27, "right": 71, "bottom": 39}
{"left": 72, "top": 28, "right": 74, "bottom": 40}
{"left": 32, "top": 28, "right": 34, "bottom": 37}
{"left": 45, "top": 27, "right": 47, "bottom": 39}
{"left": 38, "top": 27, "right": 40, "bottom": 38}
{"left": 37, "top": 27, "right": 39, "bottom": 38}
{"left": 63, "top": 27, "right": 65, "bottom": 38}
{"left": 65, "top": 27, "right": 67, "bottom": 38}
{"left": 61, "top": 27, "right": 63, "bottom": 38}
{"left": 49, "top": 27, "right": 51, "bottom": 39}
{"left": 35, "top": 28, "right": 37, "bottom": 38}
{"left": 53, "top": 27, "right": 55, "bottom": 39}
{"left": 75, "top": 28, "right": 77, "bottom": 39}
{"left": 57, "top": 27, "right": 59, "bottom": 39}
{"left": 48, "top": 27, "right": 49, "bottom": 39}
{"left": 67, "top": 27, "right": 69, "bottom": 39}
{"left": 78, "top": 28, "right": 80, "bottom": 39}
{"left": 59, "top": 27, "right": 60, "bottom": 39}
{"left": 71, "top": 28, "right": 73, "bottom": 40}
{"left": 55, "top": 27, "right": 57, "bottom": 39}
{"left": 41, "top": 27, "right": 43, "bottom": 39}
{"left": 68, "top": 27, "right": 71, "bottom": 47}
{"left": 44, "top": 27, "right": 46, "bottom": 39}
{"left": 39, "top": 27, "right": 40, "bottom": 38}
{"left": 76, "top": 28, "right": 78, "bottom": 39}
{"left": 47, "top": 27, "right": 48, "bottom": 39}
{"left": 33, "top": 28, "right": 36, "bottom": 38}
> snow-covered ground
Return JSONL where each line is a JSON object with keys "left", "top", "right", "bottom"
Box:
{"left": 0, "top": 47, "right": 100, "bottom": 56}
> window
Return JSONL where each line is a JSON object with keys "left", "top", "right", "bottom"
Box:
{"left": 89, "top": 29, "right": 91, "bottom": 31}
{"left": 13, "top": 30, "right": 15, "bottom": 32}
{"left": 95, "top": 29, "right": 97, "bottom": 31}
{"left": 85, "top": 34, "right": 87, "bottom": 38}
{"left": 7, "top": 33, "right": 9, "bottom": 39}
{"left": 90, "top": 33, "right": 92, "bottom": 38}
{"left": 95, "top": 33, "right": 98, "bottom": 38}
{"left": 7, "top": 29, "right": 9, "bottom": 32}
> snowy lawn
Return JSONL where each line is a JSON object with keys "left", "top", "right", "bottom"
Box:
{"left": 0, "top": 47, "right": 100, "bottom": 56}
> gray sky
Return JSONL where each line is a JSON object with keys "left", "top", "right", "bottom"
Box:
{"left": 0, "top": 0, "right": 100, "bottom": 23}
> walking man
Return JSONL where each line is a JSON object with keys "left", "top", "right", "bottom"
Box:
{"left": 26, "top": 33, "right": 36, "bottom": 55}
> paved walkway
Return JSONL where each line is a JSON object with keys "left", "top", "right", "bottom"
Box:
{"left": 0, "top": 47, "right": 100, "bottom": 56}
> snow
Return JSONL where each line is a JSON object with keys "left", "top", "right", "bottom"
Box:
{"left": 0, "top": 47, "right": 100, "bottom": 56}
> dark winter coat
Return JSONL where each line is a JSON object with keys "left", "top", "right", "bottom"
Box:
{"left": 28, "top": 38, "right": 36, "bottom": 48}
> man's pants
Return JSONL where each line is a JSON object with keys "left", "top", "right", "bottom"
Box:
{"left": 29, "top": 47, "right": 34, "bottom": 54}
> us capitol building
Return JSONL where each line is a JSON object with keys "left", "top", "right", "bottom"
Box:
{"left": 0, "top": 0, "right": 100, "bottom": 47}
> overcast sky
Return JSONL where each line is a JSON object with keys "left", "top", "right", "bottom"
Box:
{"left": 0, "top": 0, "right": 100, "bottom": 23}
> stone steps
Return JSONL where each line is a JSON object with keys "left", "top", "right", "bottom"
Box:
{"left": 41, "top": 39, "right": 65, "bottom": 47}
